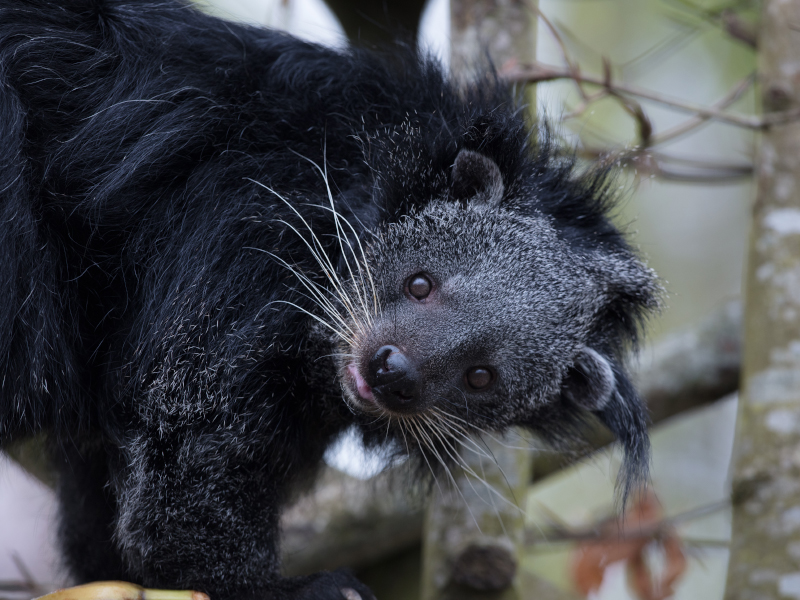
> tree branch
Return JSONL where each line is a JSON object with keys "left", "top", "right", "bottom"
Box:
{"left": 503, "top": 62, "right": 797, "bottom": 129}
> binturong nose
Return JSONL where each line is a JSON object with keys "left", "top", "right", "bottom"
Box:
{"left": 367, "top": 345, "right": 421, "bottom": 413}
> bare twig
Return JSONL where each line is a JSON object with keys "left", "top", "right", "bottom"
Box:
{"left": 526, "top": 499, "right": 729, "bottom": 545}
{"left": 9, "top": 556, "right": 40, "bottom": 595}
{"left": 645, "top": 157, "right": 752, "bottom": 182}
{"left": 596, "top": 57, "right": 654, "bottom": 147}
{"left": 503, "top": 62, "right": 799, "bottom": 129}
{"left": 526, "top": 0, "right": 588, "bottom": 100}
{"left": 663, "top": 0, "right": 758, "bottom": 48}
{"left": 575, "top": 144, "right": 753, "bottom": 183}
{"left": 651, "top": 74, "right": 755, "bottom": 146}
{"left": 0, "top": 555, "right": 48, "bottom": 600}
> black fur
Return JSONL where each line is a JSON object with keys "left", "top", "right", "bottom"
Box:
{"left": 0, "top": 1, "right": 658, "bottom": 599}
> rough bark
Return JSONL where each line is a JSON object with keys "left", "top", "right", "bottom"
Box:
{"left": 725, "top": 1, "right": 800, "bottom": 598}
{"left": 420, "top": 434, "right": 534, "bottom": 600}
{"left": 449, "top": 0, "right": 537, "bottom": 90}
{"left": 280, "top": 466, "right": 422, "bottom": 576}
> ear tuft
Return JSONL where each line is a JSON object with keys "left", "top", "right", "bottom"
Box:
{"left": 562, "top": 347, "right": 615, "bottom": 411}
{"left": 562, "top": 350, "right": 650, "bottom": 506}
{"left": 450, "top": 149, "right": 504, "bottom": 207}
{"left": 596, "top": 365, "right": 651, "bottom": 507}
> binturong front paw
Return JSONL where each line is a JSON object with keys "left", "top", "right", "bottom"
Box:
{"left": 283, "top": 569, "right": 376, "bottom": 600}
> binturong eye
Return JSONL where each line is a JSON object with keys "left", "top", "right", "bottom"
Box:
{"left": 406, "top": 273, "right": 432, "bottom": 300}
{"left": 465, "top": 366, "right": 495, "bottom": 391}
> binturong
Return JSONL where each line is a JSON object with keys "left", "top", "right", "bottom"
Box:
{"left": 0, "top": 1, "right": 659, "bottom": 599}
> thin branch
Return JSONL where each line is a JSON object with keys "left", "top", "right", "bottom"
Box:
{"left": 651, "top": 73, "right": 755, "bottom": 146}
{"left": 575, "top": 143, "right": 753, "bottom": 183}
{"left": 504, "top": 62, "right": 799, "bottom": 129}
{"left": 526, "top": 500, "right": 729, "bottom": 545}
{"left": 662, "top": 0, "right": 758, "bottom": 46}
{"left": 601, "top": 58, "right": 653, "bottom": 146}
{"left": 647, "top": 158, "right": 752, "bottom": 182}
{"left": 720, "top": 9, "right": 758, "bottom": 48}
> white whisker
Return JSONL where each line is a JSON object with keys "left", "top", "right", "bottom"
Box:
{"left": 287, "top": 150, "right": 376, "bottom": 329}
{"left": 423, "top": 414, "right": 525, "bottom": 517}
{"left": 412, "top": 417, "right": 483, "bottom": 533}
{"left": 245, "top": 179, "right": 364, "bottom": 331}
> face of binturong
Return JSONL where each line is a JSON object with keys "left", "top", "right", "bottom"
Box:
{"left": 342, "top": 203, "right": 596, "bottom": 428}
{"left": 326, "top": 149, "right": 659, "bottom": 493}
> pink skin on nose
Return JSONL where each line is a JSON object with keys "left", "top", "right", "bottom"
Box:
{"left": 347, "top": 363, "right": 375, "bottom": 403}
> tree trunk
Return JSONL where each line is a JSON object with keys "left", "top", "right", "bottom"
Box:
{"left": 449, "top": 0, "right": 537, "bottom": 89}
{"left": 420, "top": 434, "right": 534, "bottom": 600}
{"left": 420, "top": 2, "right": 538, "bottom": 599}
{"left": 725, "top": 1, "right": 800, "bottom": 598}
{"left": 323, "top": 0, "right": 427, "bottom": 45}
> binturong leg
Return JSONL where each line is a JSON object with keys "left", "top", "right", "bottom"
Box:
{"left": 110, "top": 428, "right": 374, "bottom": 600}
{"left": 111, "top": 429, "right": 283, "bottom": 597}
{"left": 54, "top": 439, "right": 130, "bottom": 583}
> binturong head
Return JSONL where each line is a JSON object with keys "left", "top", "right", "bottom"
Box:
{"left": 334, "top": 147, "right": 660, "bottom": 502}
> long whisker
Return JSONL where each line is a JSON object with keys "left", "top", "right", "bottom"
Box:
{"left": 431, "top": 406, "right": 537, "bottom": 452}
{"left": 267, "top": 300, "right": 354, "bottom": 345}
{"left": 314, "top": 353, "right": 357, "bottom": 362}
{"left": 285, "top": 281, "right": 355, "bottom": 337}
{"left": 288, "top": 150, "right": 376, "bottom": 328}
{"left": 405, "top": 418, "right": 446, "bottom": 499}
{"left": 247, "top": 228, "right": 354, "bottom": 327}
{"left": 428, "top": 410, "right": 497, "bottom": 462}
{"left": 383, "top": 416, "right": 392, "bottom": 446}
{"left": 432, "top": 426, "right": 521, "bottom": 513}
{"left": 272, "top": 217, "right": 362, "bottom": 328}
{"left": 429, "top": 411, "right": 535, "bottom": 508}
{"left": 313, "top": 207, "right": 376, "bottom": 321}
{"left": 435, "top": 407, "right": 541, "bottom": 451}
{"left": 309, "top": 203, "right": 380, "bottom": 322}
{"left": 412, "top": 417, "right": 483, "bottom": 533}
{"left": 397, "top": 419, "right": 411, "bottom": 455}
{"left": 245, "top": 179, "right": 364, "bottom": 331}
{"left": 423, "top": 414, "right": 525, "bottom": 517}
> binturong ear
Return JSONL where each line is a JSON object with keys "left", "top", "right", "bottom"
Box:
{"left": 562, "top": 348, "right": 650, "bottom": 505}
{"left": 561, "top": 347, "right": 615, "bottom": 411}
{"left": 450, "top": 149, "right": 504, "bottom": 207}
